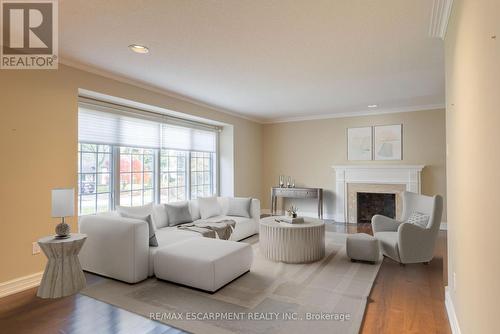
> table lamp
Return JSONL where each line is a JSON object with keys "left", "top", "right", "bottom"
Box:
{"left": 52, "top": 188, "right": 74, "bottom": 238}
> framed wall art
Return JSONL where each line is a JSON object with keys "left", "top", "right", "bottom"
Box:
{"left": 347, "top": 126, "right": 373, "bottom": 161}
{"left": 374, "top": 124, "right": 402, "bottom": 160}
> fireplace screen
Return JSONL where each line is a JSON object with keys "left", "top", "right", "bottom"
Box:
{"left": 357, "top": 192, "right": 396, "bottom": 224}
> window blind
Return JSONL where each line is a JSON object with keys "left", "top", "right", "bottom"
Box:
{"left": 161, "top": 124, "right": 217, "bottom": 152}
{"left": 78, "top": 101, "right": 218, "bottom": 152}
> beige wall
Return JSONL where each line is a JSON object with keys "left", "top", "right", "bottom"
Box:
{"left": 0, "top": 65, "right": 262, "bottom": 283}
{"left": 262, "top": 109, "right": 447, "bottom": 221}
{"left": 445, "top": 0, "right": 500, "bottom": 333}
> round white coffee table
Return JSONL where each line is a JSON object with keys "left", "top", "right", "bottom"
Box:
{"left": 259, "top": 216, "right": 325, "bottom": 263}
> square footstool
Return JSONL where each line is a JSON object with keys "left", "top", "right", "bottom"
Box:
{"left": 154, "top": 238, "right": 253, "bottom": 292}
{"left": 346, "top": 233, "right": 379, "bottom": 264}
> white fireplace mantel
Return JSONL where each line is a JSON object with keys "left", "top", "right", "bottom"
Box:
{"left": 331, "top": 165, "right": 424, "bottom": 223}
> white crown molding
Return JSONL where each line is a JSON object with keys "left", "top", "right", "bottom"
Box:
{"left": 445, "top": 286, "right": 462, "bottom": 334}
{"left": 264, "top": 104, "right": 446, "bottom": 124}
{"left": 0, "top": 272, "right": 43, "bottom": 298}
{"left": 58, "top": 57, "right": 266, "bottom": 124}
{"left": 429, "top": 0, "right": 454, "bottom": 39}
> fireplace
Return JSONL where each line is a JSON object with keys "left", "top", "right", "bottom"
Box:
{"left": 356, "top": 192, "right": 396, "bottom": 224}
{"left": 332, "top": 165, "right": 424, "bottom": 223}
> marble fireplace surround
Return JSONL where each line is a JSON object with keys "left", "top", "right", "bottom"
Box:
{"left": 332, "top": 165, "right": 424, "bottom": 223}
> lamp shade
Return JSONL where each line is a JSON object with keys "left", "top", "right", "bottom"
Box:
{"left": 51, "top": 188, "right": 75, "bottom": 218}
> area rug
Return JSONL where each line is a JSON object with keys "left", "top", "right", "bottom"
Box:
{"left": 81, "top": 232, "right": 381, "bottom": 334}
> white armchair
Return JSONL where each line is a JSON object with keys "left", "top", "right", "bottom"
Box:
{"left": 372, "top": 191, "right": 443, "bottom": 264}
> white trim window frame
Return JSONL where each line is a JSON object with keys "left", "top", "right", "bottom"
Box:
{"left": 77, "top": 144, "right": 218, "bottom": 215}
{"left": 77, "top": 143, "right": 114, "bottom": 215}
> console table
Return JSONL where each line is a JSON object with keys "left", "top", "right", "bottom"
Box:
{"left": 270, "top": 187, "right": 323, "bottom": 219}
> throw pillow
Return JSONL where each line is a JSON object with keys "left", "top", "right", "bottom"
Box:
{"left": 116, "top": 203, "right": 152, "bottom": 217}
{"left": 152, "top": 204, "right": 169, "bottom": 228}
{"left": 166, "top": 202, "right": 193, "bottom": 226}
{"left": 198, "top": 196, "right": 221, "bottom": 219}
{"left": 227, "top": 197, "right": 252, "bottom": 217}
{"left": 116, "top": 203, "right": 154, "bottom": 226}
{"left": 407, "top": 211, "right": 430, "bottom": 229}
{"left": 189, "top": 200, "right": 201, "bottom": 220}
{"left": 118, "top": 213, "right": 158, "bottom": 247}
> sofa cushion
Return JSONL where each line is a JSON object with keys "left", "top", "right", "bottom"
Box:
{"left": 189, "top": 200, "right": 201, "bottom": 220}
{"left": 227, "top": 197, "right": 251, "bottom": 217}
{"left": 148, "top": 228, "right": 200, "bottom": 276}
{"left": 198, "top": 196, "right": 221, "bottom": 219}
{"left": 116, "top": 203, "right": 152, "bottom": 218}
{"left": 154, "top": 238, "right": 253, "bottom": 291}
{"left": 116, "top": 203, "right": 169, "bottom": 229}
{"left": 118, "top": 213, "right": 158, "bottom": 247}
{"left": 165, "top": 202, "right": 192, "bottom": 226}
{"left": 152, "top": 204, "right": 168, "bottom": 228}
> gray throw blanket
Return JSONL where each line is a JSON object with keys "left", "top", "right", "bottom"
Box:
{"left": 177, "top": 219, "right": 236, "bottom": 240}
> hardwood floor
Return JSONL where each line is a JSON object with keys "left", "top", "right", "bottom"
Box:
{"left": 325, "top": 222, "right": 451, "bottom": 334}
{"left": 0, "top": 273, "right": 184, "bottom": 334}
{"left": 0, "top": 222, "right": 451, "bottom": 334}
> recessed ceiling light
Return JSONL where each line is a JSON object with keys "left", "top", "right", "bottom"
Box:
{"left": 128, "top": 44, "right": 149, "bottom": 54}
{"left": 367, "top": 104, "right": 378, "bottom": 108}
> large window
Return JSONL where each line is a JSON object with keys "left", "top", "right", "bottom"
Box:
{"left": 77, "top": 101, "right": 219, "bottom": 215}
{"left": 190, "top": 151, "right": 215, "bottom": 199}
{"left": 77, "top": 143, "right": 113, "bottom": 215}
{"left": 160, "top": 150, "right": 187, "bottom": 203}
{"left": 119, "top": 147, "right": 155, "bottom": 207}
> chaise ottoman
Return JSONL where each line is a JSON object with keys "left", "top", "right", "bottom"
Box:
{"left": 154, "top": 237, "right": 253, "bottom": 292}
{"left": 346, "top": 233, "right": 380, "bottom": 264}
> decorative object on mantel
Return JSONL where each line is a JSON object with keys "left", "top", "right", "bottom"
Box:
{"left": 37, "top": 233, "right": 87, "bottom": 298}
{"left": 374, "top": 124, "right": 402, "bottom": 160}
{"left": 271, "top": 187, "right": 323, "bottom": 219}
{"left": 286, "top": 205, "right": 298, "bottom": 218}
{"left": 51, "top": 188, "right": 75, "bottom": 239}
{"left": 347, "top": 126, "right": 372, "bottom": 161}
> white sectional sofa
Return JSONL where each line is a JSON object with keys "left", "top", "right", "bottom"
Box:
{"left": 79, "top": 197, "right": 260, "bottom": 287}
{"left": 154, "top": 238, "right": 253, "bottom": 292}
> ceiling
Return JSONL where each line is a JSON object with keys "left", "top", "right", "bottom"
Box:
{"left": 59, "top": 0, "right": 445, "bottom": 123}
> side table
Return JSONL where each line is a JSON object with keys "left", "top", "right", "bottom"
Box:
{"left": 37, "top": 233, "right": 87, "bottom": 298}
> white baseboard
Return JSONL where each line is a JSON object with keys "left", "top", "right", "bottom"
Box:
{"left": 0, "top": 272, "right": 43, "bottom": 298}
{"left": 445, "top": 286, "right": 462, "bottom": 334}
